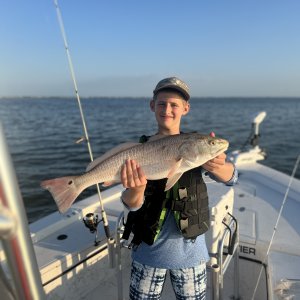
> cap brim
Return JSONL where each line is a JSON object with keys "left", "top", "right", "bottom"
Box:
{"left": 154, "top": 85, "right": 190, "bottom": 100}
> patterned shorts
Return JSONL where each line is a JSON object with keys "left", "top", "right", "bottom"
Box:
{"left": 129, "top": 260, "right": 207, "bottom": 300}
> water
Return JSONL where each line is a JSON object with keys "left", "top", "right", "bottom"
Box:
{"left": 0, "top": 97, "right": 299, "bottom": 223}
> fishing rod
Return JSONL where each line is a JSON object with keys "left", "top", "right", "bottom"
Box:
{"left": 53, "top": 0, "right": 112, "bottom": 242}
{"left": 251, "top": 154, "right": 300, "bottom": 300}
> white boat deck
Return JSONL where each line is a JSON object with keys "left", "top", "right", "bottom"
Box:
{"left": 236, "top": 163, "right": 300, "bottom": 256}
{"left": 1, "top": 161, "right": 300, "bottom": 299}
{"left": 233, "top": 163, "right": 300, "bottom": 300}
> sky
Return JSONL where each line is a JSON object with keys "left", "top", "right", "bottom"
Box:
{"left": 1, "top": 0, "right": 300, "bottom": 98}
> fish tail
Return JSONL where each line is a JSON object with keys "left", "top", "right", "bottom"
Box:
{"left": 41, "top": 176, "right": 84, "bottom": 213}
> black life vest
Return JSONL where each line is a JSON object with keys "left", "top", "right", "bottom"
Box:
{"left": 122, "top": 135, "right": 210, "bottom": 246}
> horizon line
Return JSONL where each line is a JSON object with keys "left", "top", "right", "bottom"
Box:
{"left": 1, "top": 95, "right": 300, "bottom": 100}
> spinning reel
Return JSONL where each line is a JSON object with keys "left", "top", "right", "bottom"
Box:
{"left": 83, "top": 213, "right": 101, "bottom": 246}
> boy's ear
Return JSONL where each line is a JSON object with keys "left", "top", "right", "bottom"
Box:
{"left": 150, "top": 100, "right": 155, "bottom": 111}
{"left": 183, "top": 102, "right": 190, "bottom": 115}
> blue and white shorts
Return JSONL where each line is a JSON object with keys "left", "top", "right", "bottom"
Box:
{"left": 129, "top": 260, "right": 207, "bottom": 299}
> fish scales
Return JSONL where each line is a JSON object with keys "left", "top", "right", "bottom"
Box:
{"left": 41, "top": 133, "right": 229, "bottom": 213}
{"left": 80, "top": 142, "right": 172, "bottom": 184}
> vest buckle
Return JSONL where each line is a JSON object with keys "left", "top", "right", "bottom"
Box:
{"left": 179, "top": 218, "right": 189, "bottom": 231}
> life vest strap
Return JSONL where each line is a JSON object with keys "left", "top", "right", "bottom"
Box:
{"left": 122, "top": 134, "right": 210, "bottom": 246}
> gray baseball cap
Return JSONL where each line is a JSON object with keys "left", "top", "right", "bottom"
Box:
{"left": 153, "top": 77, "right": 190, "bottom": 101}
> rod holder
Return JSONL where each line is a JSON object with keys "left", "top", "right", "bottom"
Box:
{"left": 211, "top": 264, "right": 220, "bottom": 300}
{"left": 107, "top": 237, "right": 116, "bottom": 269}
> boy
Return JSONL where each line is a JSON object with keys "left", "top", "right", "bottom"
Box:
{"left": 121, "top": 77, "right": 238, "bottom": 299}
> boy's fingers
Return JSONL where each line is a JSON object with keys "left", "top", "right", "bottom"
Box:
{"left": 120, "top": 163, "right": 125, "bottom": 177}
{"left": 126, "top": 159, "right": 134, "bottom": 181}
{"left": 120, "top": 163, "right": 127, "bottom": 186}
{"left": 137, "top": 165, "right": 147, "bottom": 185}
{"left": 126, "top": 159, "right": 141, "bottom": 187}
{"left": 212, "top": 153, "right": 226, "bottom": 165}
{"left": 130, "top": 160, "right": 139, "bottom": 178}
{"left": 122, "top": 159, "right": 147, "bottom": 188}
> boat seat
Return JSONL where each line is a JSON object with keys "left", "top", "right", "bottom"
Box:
{"left": 268, "top": 251, "right": 300, "bottom": 299}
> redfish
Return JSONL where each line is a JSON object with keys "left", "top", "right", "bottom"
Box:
{"left": 41, "top": 133, "right": 229, "bottom": 213}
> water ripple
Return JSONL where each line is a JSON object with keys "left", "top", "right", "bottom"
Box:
{"left": 0, "top": 97, "right": 299, "bottom": 222}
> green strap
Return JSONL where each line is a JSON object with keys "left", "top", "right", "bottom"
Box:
{"left": 154, "top": 206, "right": 168, "bottom": 241}
{"left": 153, "top": 181, "right": 180, "bottom": 242}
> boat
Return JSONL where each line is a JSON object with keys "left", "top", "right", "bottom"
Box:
{"left": 1, "top": 111, "right": 299, "bottom": 300}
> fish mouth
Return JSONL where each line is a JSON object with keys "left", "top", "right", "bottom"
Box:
{"left": 219, "top": 145, "right": 229, "bottom": 155}
{"left": 214, "top": 139, "right": 229, "bottom": 156}
{"left": 220, "top": 142, "right": 229, "bottom": 154}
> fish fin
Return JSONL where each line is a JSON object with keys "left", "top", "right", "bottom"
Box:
{"left": 165, "top": 173, "right": 184, "bottom": 191}
{"left": 181, "top": 159, "right": 199, "bottom": 169}
{"left": 86, "top": 142, "right": 139, "bottom": 172}
{"left": 164, "top": 158, "right": 199, "bottom": 191}
{"left": 167, "top": 158, "right": 183, "bottom": 178}
{"left": 41, "top": 176, "right": 84, "bottom": 213}
{"left": 163, "top": 158, "right": 184, "bottom": 191}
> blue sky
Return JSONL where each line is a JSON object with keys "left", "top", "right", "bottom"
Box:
{"left": 1, "top": 0, "right": 300, "bottom": 97}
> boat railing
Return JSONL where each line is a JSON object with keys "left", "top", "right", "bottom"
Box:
{"left": 0, "top": 123, "right": 46, "bottom": 300}
{"left": 208, "top": 213, "right": 239, "bottom": 300}
{"left": 115, "top": 211, "right": 127, "bottom": 300}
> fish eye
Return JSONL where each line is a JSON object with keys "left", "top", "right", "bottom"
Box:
{"left": 210, "top": 140, "right": 216, "bottom": 146}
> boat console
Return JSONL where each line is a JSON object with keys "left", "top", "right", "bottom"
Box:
{"left": 205, "top": 182, "right": 239, "bottom": 299}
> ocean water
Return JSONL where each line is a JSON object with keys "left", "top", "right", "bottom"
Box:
{"left": 0, "top": 97, "right": 299, "bottom": 223}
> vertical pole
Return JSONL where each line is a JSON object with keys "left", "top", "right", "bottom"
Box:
{"left": 53, "top": 0, "right": 111, "bottom": 239}
{"left": 115, "top": 212, "right": 126, "bottom": 300}
{"left": 233, "top": 225, "right": 239, "bottom": 299}
{"left": 0, "top": 123, "right": 45, "bottom": 300}
{"left": 211, "top": 264, "right": 220, "bottom": 300}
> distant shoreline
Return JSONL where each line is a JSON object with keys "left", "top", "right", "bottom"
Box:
{"left": 1, "top": 96, "right": 300, "bottom": 101}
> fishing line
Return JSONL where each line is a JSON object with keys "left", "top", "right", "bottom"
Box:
{"left": 251, "top": 154, "right": 300, "bottom": 300}
{"left": 53, "top": 0, "right": 111, "bottom": 239}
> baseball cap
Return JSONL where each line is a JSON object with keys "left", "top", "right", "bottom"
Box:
{"left": 153, "top": 77, "right": 190, "bottom": 101}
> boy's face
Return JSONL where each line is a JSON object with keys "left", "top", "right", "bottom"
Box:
{"left": 150, "top": 91, "right": 190, "bottom": 134}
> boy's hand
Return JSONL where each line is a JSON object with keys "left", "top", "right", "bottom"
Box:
{"left": 202, "top": 131, "right": 234, "bottom": 182}
{"left": 121, "top": 159, "right": 147, "bottom": 209}
{"left": 203, "top": 131, "right": 226, "bottom": 172}
{"left": 121, "top": 159, "right": 147, "bottom": 190}
{"left": 202, "top": 152, "right": 227, "bottom": 173}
